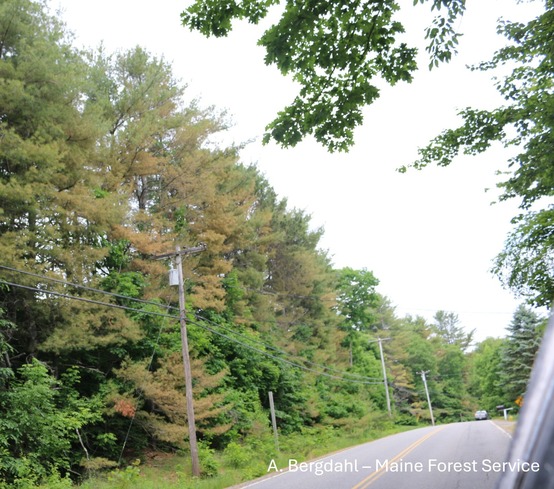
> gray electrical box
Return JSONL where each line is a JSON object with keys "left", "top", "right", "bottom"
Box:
{"left": 169, "top": 268, "right": 179, "bottom": 286}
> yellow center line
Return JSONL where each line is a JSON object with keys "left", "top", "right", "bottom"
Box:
{"left": 351, "top": 426, "right": 447, "bottom": 489}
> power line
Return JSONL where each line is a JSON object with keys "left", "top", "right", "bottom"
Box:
{"left": 0, "top": 280, "right": 175, "bottom": 320}
{"left": 1, "top": 266, "right": 382, "bottom": 380}
{"left": 187, "top": 316, "right": 383, "bottom": 385}
{"left": 0, "top": 267, "right": 335, "bottom": 367}
{"left": 194, "top": 311, "right": 383, "bottom": 381}
{"left": 1, "top": 265, "right": 382, "bottom": 381}
{"left": 2, "top": 266, "right": 480, "bottom": 387}
{"left": 0, "top": 277, "right": 382, "bottom": 385}
{"left": 0, "top": 265, "right": 175, "bottom": 312}
{"left": 244, "top": 286, "right": 338, "bottom": 302}
{"left": 1, "top": 267, "right": 517, "bottom": 320}
{"left": 394, "top": 304, "right": 515, "bottom": 316}
{"left": 0, "top": 264, "right": 334, "bottom": 337}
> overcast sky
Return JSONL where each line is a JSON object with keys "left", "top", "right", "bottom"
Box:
{"left": 49, "top": 0, "right": 545, "bottom": 342}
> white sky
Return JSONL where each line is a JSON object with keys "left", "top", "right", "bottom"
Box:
{"left": 49, "top": 0, "right": 545, "bottom": 342}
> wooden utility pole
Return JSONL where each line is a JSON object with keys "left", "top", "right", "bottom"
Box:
{"left": 377, "top": 337, "right": 392, "bottom": 416}
{"left": 419, "top": 370, "right": 435, "bottom": 426}
{"left": 268, "top": 391, "right": 279, "bottom": 452}
{"left": 369, "top": 337, "right": 392, "bottom": 416}
{"left": 154, "top": 244, "right": 206, "bottom": 477}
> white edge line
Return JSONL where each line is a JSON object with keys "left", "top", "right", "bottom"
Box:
{"left": 237, "top": 440, "right": 377, "bottom": 489}
{"left": 489, "top": 420, "right": 513, "bottom": 439}
{"left": 237, "top": 450, "right": 341, "bottom": 488}
{"left": 233, "top": 427, "right": 436, "bottom": 488}
{"left": 238, "top": 471, "right": 288, "bottom": 489}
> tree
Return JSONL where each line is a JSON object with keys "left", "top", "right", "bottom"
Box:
{"left": 183, "top": 0, "right": 552, "bottom": 306}
{"left": 0, "top": 0, "right": 133, "bottom": 364}
{"left": 468, "top": 337, "right": 505, "bottom": 412}
{"left": 499, "top": 304, "right": 544, "bottom": 403}
{"left": 435, "top": 345, "right": 468, "bottom": 419}
{"left": 493, "top": 209, "right": 554, "bottom": 308}
{"left": 0, "top": 361, "right": 101, "bottom": 485}
{"left": 114, "top": 353, "right": 232, "bottom": 451}
{"left": 181, "top": 0, "right": 466, "bottom": 151}
{"left": 0, "top": 0, "right": 121, "bottom": 276}
{"left": 408, "top": 2, "right": 554, "bottom": 307}
{"left": 433, "top": 310, "right": 474, "bottom": 351}
{"left": 333, "top": 267, "right": 380, "bottom": 373}
{"left": 394, "top": 315, "right": 437, "bottom": 421}
{"left": 336, "top": 268, "right": 380, "bottom": 331}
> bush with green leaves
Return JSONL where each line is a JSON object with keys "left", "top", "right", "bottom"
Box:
{"left": 197, "top": 442, "right": 219, "bottom": 478}
{"left": 0, "top": 361, "right": 102, "bottom": 486}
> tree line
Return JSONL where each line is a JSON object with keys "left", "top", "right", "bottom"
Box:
{"left": 0, "top": 1, "right": 547, "bottom": 486}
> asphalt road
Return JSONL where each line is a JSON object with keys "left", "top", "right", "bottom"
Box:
{"left": 233, "top": 421, "right": 521, "bottom": 489}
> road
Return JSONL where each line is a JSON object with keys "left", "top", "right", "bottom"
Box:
{"left": 233, "top": 421, "right": 521, "bottom": 489}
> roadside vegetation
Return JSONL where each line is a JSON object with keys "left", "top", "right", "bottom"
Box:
{"left": 76, "top": 421, "right": 411, "bottom": 489}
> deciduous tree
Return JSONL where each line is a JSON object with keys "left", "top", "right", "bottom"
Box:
{"left": 181, "top": 0, "right": 466, "bottom": 151}
{"left": 409, "top": 2, "right": 554, "bottom": 307}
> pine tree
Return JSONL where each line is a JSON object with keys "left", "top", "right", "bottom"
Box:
{"left": 433, "top": 311, "right": 474, "bottom": 352}
{"left": 0, "top": 0, "right": 126, "bottom": 359}
{"left": 499, "top": 305, "right": 544, "bottom": 403}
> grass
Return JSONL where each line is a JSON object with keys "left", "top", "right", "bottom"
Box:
{"left": 78, "top": 422, "right": 419, "bottom": 489}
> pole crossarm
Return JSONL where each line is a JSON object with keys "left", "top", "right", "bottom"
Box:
{"left": 151, "top": 243, "right": 207, "bottom": 261}
{"left": 367, "top": 337, "right": 392, "bottom": 344}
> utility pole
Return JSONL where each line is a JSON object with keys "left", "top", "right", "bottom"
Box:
{"left": 154, "top": 244, "right": 206, "bottom": 477}
{"left": 419, "top": 370, "right": 435, "bottom": 426}
{"left": 268, "top": 391, "right": 279, "bottom": 452}
{"left": 378, "top": 337, "right": 392, "bottom": 417}
{"left": 369, "top": 337, "right": 392, "bottom": 416}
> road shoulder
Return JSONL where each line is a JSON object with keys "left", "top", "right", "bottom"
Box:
{"left": 491, "top": 419, "right": 516, "bottom": 438}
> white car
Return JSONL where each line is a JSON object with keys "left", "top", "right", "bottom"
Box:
{"left": 474, "top": 410, "right": 488, "bottom": 420}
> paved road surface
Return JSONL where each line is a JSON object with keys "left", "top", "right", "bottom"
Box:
{"left": 233, "top": 421, "right": 522, "bottom": 489}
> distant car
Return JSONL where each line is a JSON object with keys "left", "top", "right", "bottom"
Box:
{"left": 475, "top": 410, "right": 489, "bottom": 420}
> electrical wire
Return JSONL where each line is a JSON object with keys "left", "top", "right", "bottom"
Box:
{"left": 3, "top": 265, "right": 486, "bottom": 381}
{"left": 1, "top": 265, "right": 382, "bottom": 381}
{"left": 193, "top": 311, "right": 383, "bottom": 381}
{"left": 2, "top": 266, "right": 473, "bottom": 385}
{"left": 0, "top": 276, "right": 383, "bottom": 385}
{"left": 0, "top": 265, "right": 174, "bottom": 312}
{"left": 0, "top": 280, "right": 175, "bottom": 319}
{"left": 187, "top": 315, "right": 383, "bottom": 385}
{"left": 244, "top": 286, "right": 338, "bottom": 302}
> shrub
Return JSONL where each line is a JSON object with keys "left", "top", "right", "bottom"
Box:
{"left": 223, "top": 441, "right": 250, "bottom": 469}
{"left": 198, "top": 442, "right": 219, "bottom": 478}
